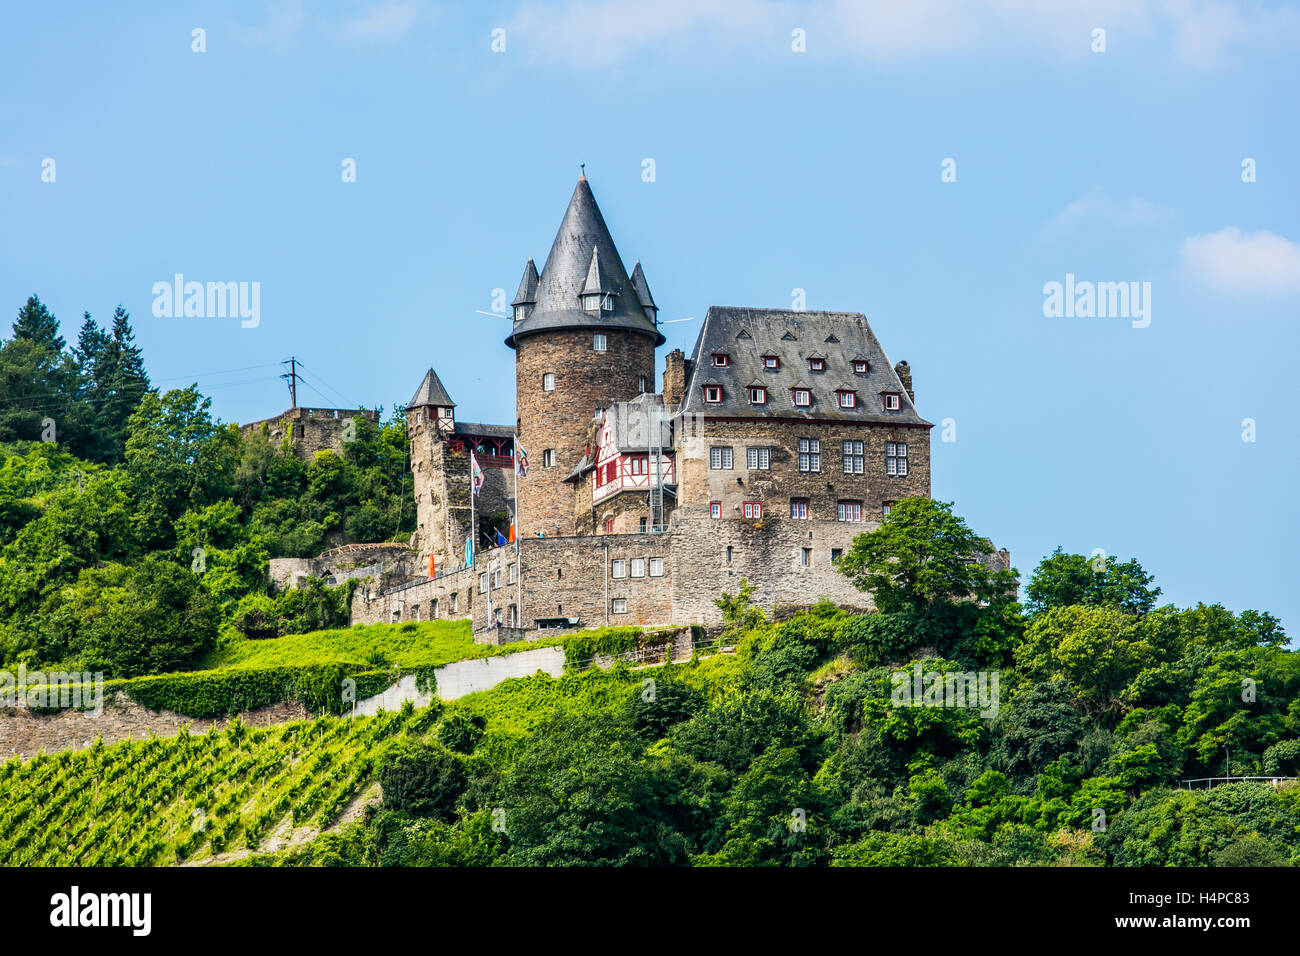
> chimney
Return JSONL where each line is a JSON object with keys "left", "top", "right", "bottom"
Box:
{"left": 894, "top": 360, "right": 914, "bottom": 403}
{"left": 663, "top": 349, "right": 688, "bottom": 408}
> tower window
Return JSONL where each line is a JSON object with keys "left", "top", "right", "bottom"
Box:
{"left": 593, "top": 334, "right": 607, "bottom": 351}
{"left": 582, "top": 293, "right": 601, "bottom": 313}
{"left": 649, "top": 557, "right": 664, "bottom": 576}
{"left": 639, "top": 375, "right": 648, "bottom": 393}
{"left": 886, "top": 442, "right": 909, "bottom": 476}
{"left": 514, "top": 305, "right": 528, "bottom": 322}
{"left": 705, "top": 386, "right": 722, "bottom": 403}
{"left": 712, "top": 353, "right": 729, "bottom": 367}
{"left": 611, "top": 559, "right": 626, "bottom": 578}
{"left": 542, "top": 372, "right": 555, "bottom": 391}
{"left": 710, "top": 501, "right": 721, "bottom": 519}
{"left": 604, "top": 517, "right": 614, "bottom": 533}
{"left": 630, "top": 558, "right": 645, "bottom": 578}
{"left": 801, "top": 548, "right": 811, "bottom": 567}
{"left": 541, "top": 449, "right": 556, "bottom": 467}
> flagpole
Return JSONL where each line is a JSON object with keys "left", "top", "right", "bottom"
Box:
{"left": 514, "top": 436, "right": 522, "bottom": 628}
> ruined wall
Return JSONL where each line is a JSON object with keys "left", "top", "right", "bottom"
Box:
{"left": 240, "top": 407, "right": 377, "bottom": 460}
{"left": 515, "top": 328, "right": 656, "bottom": 537}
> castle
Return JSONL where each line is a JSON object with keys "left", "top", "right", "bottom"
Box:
{"left": 349, "top": 175, "right": 998, "bottom": 637}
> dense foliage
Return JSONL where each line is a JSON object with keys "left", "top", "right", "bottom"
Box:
{"left": 0, "top": 296, "right": 415, "bottom": 676}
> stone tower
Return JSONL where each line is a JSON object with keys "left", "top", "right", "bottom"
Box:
{"left": 506, "top": 176, "right": 664, "bottom": 536}
{"left": 406, "top": 367, "right": 460, "bottom": 569}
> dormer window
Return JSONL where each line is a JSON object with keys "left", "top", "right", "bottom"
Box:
{"left": 837, "top": 390, "right": 857, "bottom": 409}
{"left": 883, "top": 392, "right": 901, "bottom": 411}
{"left": 749, "top": 386, "right": 767, "bottom": 405}
{"left": 853, "top": 360, "right": 869, "bottom": 374}
{"left": 514, "top": 305, "right": 529, "bottom": 322}
{"left": 792, "top": 388, "right": 811, "bottom": 407}
{"left": 712, "top": 353, "right": 729, "bottom": 367}
{"left": 705, "top": 386, "right": 723, "bottom": 403}
{"left": 763, "top": 355, "right": 779, "bottom": 370}
{"left": 809, "top": 358, "right": 825, "bottom": 372}
{"left": 582, "top": 293, "right": 614, "bottom": 313}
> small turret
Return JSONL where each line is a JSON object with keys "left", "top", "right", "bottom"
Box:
{"left": 630, "top": 261, "right": 657, "bottom": 324}
{"left": 511, "top": 258, "right": 539, "bottom": 323}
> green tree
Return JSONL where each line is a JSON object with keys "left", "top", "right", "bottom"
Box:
{"left": 836, "top": 498, "right": 1016, "bottom": 612}
{"left": 1025, "top": 547, "right": 1160, "bottom": 617}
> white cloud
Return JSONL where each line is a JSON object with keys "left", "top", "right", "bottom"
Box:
{"left": 501, "top": 0, "right": 1295, "bottom": 66}
{"left": 1181, "top": 227, "right": 1300, "bottom": 294}
{"left": 342, "top": 1, "right": 423, "bottom": 40}
{"left": 1046, "top": 189, "right": 1164, "bottom": 236}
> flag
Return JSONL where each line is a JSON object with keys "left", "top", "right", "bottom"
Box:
{"left": 514, "top": 442, "right": 529, "bottom": 478}
{"left": 470, "top": 451, "right": 484, "bottom": 496}
{"left": 464, "top": 536, "right": 473, "bottom": 566}
{"left": 427, "top": 553, "right": 436, "bottom": 578}
{"left": 494, "top": 529, "right": 508, "bottom": 547}
{"left": 508, "top": 523, "right": 515, "bottom": 544}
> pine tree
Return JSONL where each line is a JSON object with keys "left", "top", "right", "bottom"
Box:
{"left": 12, "top": 295, "right": 65, "bottom": 352}
{"left": 93, "top": 305, "right": 152, "bottom": 461}
{"left": 73, "top": 312, "right": 109, "bottom": 378}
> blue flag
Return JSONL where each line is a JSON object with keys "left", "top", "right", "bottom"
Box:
{"left": 495, "top": 529, "right": 508, "bottom": 547}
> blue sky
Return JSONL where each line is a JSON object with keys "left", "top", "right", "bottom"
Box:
{"left": 2, "top": 1, "right": 1298, "bottom": 633}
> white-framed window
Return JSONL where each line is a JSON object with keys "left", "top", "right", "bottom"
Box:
{"left": 837, "top": 501, "right": 863, "bottom": 522}
{"left": 801, "top": 548, "right": 811, "bottom": 567}
{"left": 710, "top": 501, "right": 721, "bottom": 519}
{"left": 639, "top": 375, "right": 648, "bottom": 393}
{"left": 612, "top": 598, "right": 628, "bottom": 614}
{"left": 648, "top": 557, "right": 664, "bottom": 576}
{"left": 493, "top": 567, "right": 503, "bottom": 588}
{"left": 705, "top": 386, "right": 722, "bottom": 403}
{"left": 611, "top": 559, "right": 627, "bottom": 578}
{"left": 542, "top": 372, "right": 555, "bottom": 391}
{"left": 886, "top": 442, "right": 909, "bottom": 476}
{"left": 593, "top": 334, "right": 607, "bottom": 351}
{"left": 743, "top": 501, "right": 762, "bottom": 519}
{"left": 582, "top": 293, "right": 602, "bottom": 313}
{"left": 746, "top": 446, "right": 770, "bottom": 470}
{"left": 838, "top": 390, "right": 857, "bottom": 408}
{"left": 628, "top": 455, "right": 648, "bottom": 475}
{"left": 763, "top": 355, "right": 779, "bottom": 370}
{"left": 710, "top": 446, "right": 733, "bottom": 469}
{"left": 749, "top": 386, "right": 766, "bottom": 405}
{"left": 842, "top": 439, "right": 864, "bottom": 474}
{"left": 790, "top": 498, "right": 809, "bottom": 519}
{"left": 792, "top": 388, "right": 811, "bottom": 407}
{"left": 601, "top": 293, "right": 614, "bottom": 312}
{"left": 882, "top": 501, "right": 895, "bottom": 520}
{"left": 809, "top": 358, "right": 825, "bottom": 372}
{"left": 514, "top": 305, "right": 528, "bottom": 322}
{"left": 509, "top": 563, "right": 518, "bottom": 583}
{"left": 883, "top": 392, "right": 901, "bottom": 411}
{"left": 542, "top": 449, "right": 556, "bottom": 467}
{"left": 853, "top": 360, "right": 868, "bottom": 373}
{"left": 630, "top": 557, "right": 645, "bottom": 578}
{"left": 797, "top": 437, "right": 821, "bottom": 472}
{"left": 712, "top": 353, "right": 729, "bottom": 367}
{"left": 479, "top": 573, "right": 489, "bottom": 593}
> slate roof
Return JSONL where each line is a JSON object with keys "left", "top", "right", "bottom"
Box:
{"left": 505, "top": 177, "right": 665, "bottom": 349}
{"left": 511, "top": 258, "right": 539, "bottom": 306}
{"left": 407, "top": 368, "right": 455, "bottom": 409}
{"left": 680, "top": 307, "right": 931, "bottom": 427}
{"left": 453, "top": 421, "right": 515, "bottom": 439}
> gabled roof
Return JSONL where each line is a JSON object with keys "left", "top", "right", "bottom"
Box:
{"left": 505, "top": 176, "right": 665, "bottom": 349}
{"left": 630, "top": 261, "right": 656, "bottom": 311}
{"left": 680, "top": 306, "right": 931, "bottom": 426}
{"left": 511, "top": 258, "right": 539, "bottom": 306}
{"left": 580, "top": 247, "right": 617, "bottom": 296}
{"left": 408, "top": 368, "right": 455, "bottom": 409}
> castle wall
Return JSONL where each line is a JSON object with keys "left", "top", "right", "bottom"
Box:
{"left": 240, "top": 407, "right": 377, "bottom": 460}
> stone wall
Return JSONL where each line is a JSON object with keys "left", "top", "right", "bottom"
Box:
{"left": 240, "top": 407, "right": 378, "bottom": 460}
{"left": 0, "top": 692, "right": 310, "bottom": 759}
{"left": 515, "top": 328, "right": 656, "bottom": 536}
{"left": 268, "top": 544, "right": 417, "bottom": 592}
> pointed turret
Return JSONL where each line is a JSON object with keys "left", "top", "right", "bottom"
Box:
{"left": 505, "top": 176, "right": 664, "bottom": 348}
{"left": 511, "top": 258, "right": 539, "bottom": 322}
{"left": 407, "top": 368, "right": 455, "bottom": 410}
{"left": 629, "top": 261, "right": 657, "bottom": 324}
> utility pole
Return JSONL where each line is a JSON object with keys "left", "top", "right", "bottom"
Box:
{"left": 280, "top": 357, "right": 301, "bottom": 408}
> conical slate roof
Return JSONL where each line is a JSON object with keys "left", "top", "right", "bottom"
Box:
{"left": 407, "top": 367, "right": 455, "bottom": 409}
{"left": 505, "top": 176, "right": 665, "bottom": 349}
{"left": 580, "top": 247, "right": 617, "bottom": 296}
{"left": 511, "top": 258, "right": 539, "bottom": 306}
{"left": 630, "top": 261, "right": 656, "bottom": 313}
